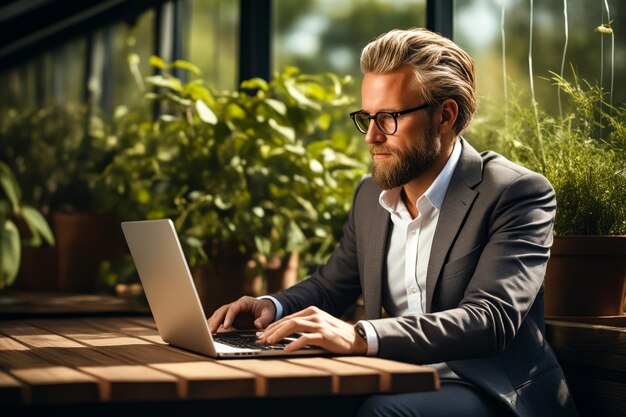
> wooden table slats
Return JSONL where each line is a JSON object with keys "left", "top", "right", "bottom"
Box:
{"left": 9, "top": 366, "right": 100, "bottom": 404}
{"left": 287, "top": 357, "right": 380, "bottom": 395}
{"left": 0, "top": 317, "right": 438, "bottom": 405}
{"left": 337, "top": 356, "right": 441, "bottom": 392}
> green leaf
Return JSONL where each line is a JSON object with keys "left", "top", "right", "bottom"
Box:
{"left": 1, "top": 220, "right": 21, "bottom": 287}
{"left": 159, "top": 114, "right": 180, "bottom": 123}
{"left": 265, "top": 98, "right": 287, "bottom": 115}
{"left": 114, "top": 105, "right": 129, "bottom": 120}
{"left": 268, "top": 119, "right": 295, "bottom": 142}
{"left": 195, "top": 100, "right": 218, "bottom": 125}
{"left": 309, "top": 159, "right": 324, "bottom": 173}
{"left": 318, "top": 112, "right": 331, "bottom": 130}
{"left": 240, "top": 78, "right": 269, "bottom": 92}
{"left": 252, "top": 207, "right": 265, "bottom": 218}
{"left": 286, "top": 220, "right": 306, "bottom": 252}
{"left": 185, "top": 236, "right": 204, "bottom": 249}
{"left": 284, "top": 78, "right": 322, "bottom": 110}
{"left": 294, "top": 195, "right": 318, "bottom": 220}
{"left": 314, "top": 227, "right": 328, "bottom": 238}
{"left": 21, "top": 206, "right": 55, "bottom": 246}
{"left": 0, "top": 162, "right": 21, "bottom": 210}
{"left": 224, "top": 103, "right": 247, "bottom": 121}
{"left": 172, "top": 60, "right": 202, "bottom": 75}
{"left": 254, "top": 236, "right": 271, "bottom": 255}
{"left": 149, "top": 55, "right": 167, "bottom": 69}
{"left": 145, "top": 75, "right": 183, "bottom": 92}
{"left": 215, "top": 196, "right": 233, "bottom": 210}
{"left": 325, "top": 72, "right": 343, "bottom": 95}
{"left": 284, "top": 144, "right": 306, "bottom": 156}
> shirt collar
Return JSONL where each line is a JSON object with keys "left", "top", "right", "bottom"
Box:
{"left": 379, "top": 138, "right": 462, "bottom": 214}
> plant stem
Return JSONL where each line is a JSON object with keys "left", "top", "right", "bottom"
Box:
{"left": 558, "top": 0, "right": 569, "bottom": 119}
{"left": 528, "top": 0, "right": 544, "bottom": 168}
{"left": 603, "top": 0, "right": 614, "bottom": 106}
{"left": 501, "top": 2, "right": 508, "bottom": 127}
{"left": 600, "top": 2, "right": 604, "bottom": 97}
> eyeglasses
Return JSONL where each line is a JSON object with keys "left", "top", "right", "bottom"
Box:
{"left": 349, "top": 103, "right": 430, "bottom": 135}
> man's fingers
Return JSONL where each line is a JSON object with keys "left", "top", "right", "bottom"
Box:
{"left": 284, "top": 333, "right": 324, "bottom": 352}
{"left": 254, "top": 306, "right": 275, "bottom": 329}
{"left": 208, "top": 304, "right": 230, "bottom": 333}
{"left": 264, "top": 309, "right": 320, "bottom": 333}
{"left": 223, "top": 302, "right": 243, "bottom": 329}
{"left": 261, "top": 318, "right": 319, "bottom": 344}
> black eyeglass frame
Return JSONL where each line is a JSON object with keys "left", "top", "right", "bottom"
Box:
{"left": 349, "top": 103, "right": 430, "bottom": 135}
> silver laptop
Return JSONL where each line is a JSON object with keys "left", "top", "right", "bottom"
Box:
{"left": 121, "top": 219, "right": 326, "bottom": 357}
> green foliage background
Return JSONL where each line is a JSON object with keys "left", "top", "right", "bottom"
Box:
{"left": 467, "top": 74, "right": 626, "bottom": 235}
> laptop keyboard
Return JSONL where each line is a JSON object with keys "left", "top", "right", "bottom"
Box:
{"left": 214, "top": 332, "right": 286, "bottom": 350}
{"left": 214, "top": 332, "right": 316, "bottom": 351}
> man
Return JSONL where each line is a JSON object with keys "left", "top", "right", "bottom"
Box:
{"left": 209, "top": 28, "right": 577, "bottom": 416}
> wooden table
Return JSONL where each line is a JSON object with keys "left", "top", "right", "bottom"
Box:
{"left": 0, "top": 315, "right": 439, "bottom": 416}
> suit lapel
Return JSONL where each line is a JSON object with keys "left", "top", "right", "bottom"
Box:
{"left": 364, "top": 204, "right": 390, "bottom": 320}
{"left": 425, "top": 139, "right": 482, "bottom": 312}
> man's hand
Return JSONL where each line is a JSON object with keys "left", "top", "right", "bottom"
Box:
{"left": 256, "top": 306, "right": 368, "bottom": 355}
{"left": 208, "top": 296, "right": 276, "bottom": 333}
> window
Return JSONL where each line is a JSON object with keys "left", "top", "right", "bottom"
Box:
{"left": 187, "top": 0, "right": 239, "bottom": 91}
{"left": 273, "top": 0, "right": 427, "bottom": 97}
{"left": 112, "top": 9, "right": 155, "bottom": 111}
{"left": 454, "top": 0, "right": 624, "bottom": 113}
{"left": 0, "top": 38, "right": 85, "bottom": 109}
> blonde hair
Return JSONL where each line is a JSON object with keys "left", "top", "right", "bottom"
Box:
{"left": 360, "top": 28, "right": 477, "bottom": 134}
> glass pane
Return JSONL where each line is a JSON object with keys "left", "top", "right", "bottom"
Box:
{"left": 0, "top": 61, "right": 37, "bottom": 109}
{"left": 111, "top": 8, "right": 155, "bottom": 112}
{"left": 273, "top": 0, "right": 426, "bottom": 97}
{"left": 454, "top": 0, "right": 625, "bottom": 116}
{"left": 51, "top": 38, "right": 86, "bottom": 104}
{"left": 187, "top": 0, "right": 239, "bottom": 91}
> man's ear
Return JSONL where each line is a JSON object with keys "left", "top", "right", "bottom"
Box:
{"left": 438, "top": 98, "right": 459, "bottom": 135}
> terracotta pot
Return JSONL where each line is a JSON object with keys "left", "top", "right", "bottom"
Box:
{"left": 545, "top": 235, "right": 626, "bottom": 317}
{"left": 193, "top": 241, "right": 262, "bottom": 316}
{"left": 15, "top": 246, "right": 59, "bottom": 291}
{"left": 53, "top": 212, "right": 124, "bottom": 293}
{"left": 12, "top": 214, "right": 59, "bottom": 291}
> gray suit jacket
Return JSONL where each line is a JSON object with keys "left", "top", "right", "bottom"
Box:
{"left": 275, "top": 139, "right": 577, "bottom": 416}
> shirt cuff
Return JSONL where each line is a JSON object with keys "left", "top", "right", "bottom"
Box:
{"left": 257, "top": 295, "right": 283, "bottom": 322}
{"left": 357, "top": 320, "right": 379, "bottom": 356}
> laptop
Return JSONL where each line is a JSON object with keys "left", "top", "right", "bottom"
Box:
{"left": 121, "top": 219, "right": 326, "bottom": 357}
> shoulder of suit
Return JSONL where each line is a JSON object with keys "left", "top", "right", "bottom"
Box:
{"left": 477, "top": 149, "right": 551, "bottom": 191}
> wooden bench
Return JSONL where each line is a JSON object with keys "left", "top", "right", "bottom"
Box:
{"left": 546, "top": 318, "right": 626, "bottom": 417}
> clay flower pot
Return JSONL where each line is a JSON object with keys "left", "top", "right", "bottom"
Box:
{"left": 545, "top": 235, "right": 626, "bottom": 317}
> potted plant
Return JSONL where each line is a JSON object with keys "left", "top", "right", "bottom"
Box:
{"left": 0, "top": 104, "right": 127, "bottom": 292}
{"left": 468, "top": 73, "right": 626, "bottom": 319}
{"left": 0, "top": 161, "right": 55, "bottom": 291}
{"left": 101, "top": 57, "right": 367, "bottom": 313}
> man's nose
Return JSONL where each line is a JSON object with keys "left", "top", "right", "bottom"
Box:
{"left": 364, "top": 120, "right": 386, "bottom": 144}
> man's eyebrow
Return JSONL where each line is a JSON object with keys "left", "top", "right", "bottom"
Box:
{"left": 360, "top": 108, "right": 397, "bottom": 114}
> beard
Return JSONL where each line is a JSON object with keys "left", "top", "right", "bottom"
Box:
{"left": 370, "top": 118, "right": 441, "bottom": 190}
